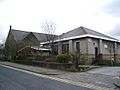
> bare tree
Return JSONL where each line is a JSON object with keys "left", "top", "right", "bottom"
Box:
{"left": 1, "top": 38, "right": 6, "bottom": 48}
{"left": 0, "top": 38, "right": 6, "bottom": 60}
{"left": 41, "top": 20, "right": 57, "bottom": 54}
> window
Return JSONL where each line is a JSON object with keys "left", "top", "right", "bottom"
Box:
{"left": 104, "top": 44, "right": 108, "bottom": 48}
{"left": 62, "top": 44, "right": 69, "bottom": 54}
{"left": 76, "top": 42, "right": 80, "bottom": 53}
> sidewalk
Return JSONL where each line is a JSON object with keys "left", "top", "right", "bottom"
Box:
{"left": 0, "top": 61, "right": 120, "bottom": 90}
{"left": 0, "top": 61, "right": 66, "bottom": 75}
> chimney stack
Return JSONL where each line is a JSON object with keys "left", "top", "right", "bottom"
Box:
{"left": 10, "top": 25, "right": 12, "bottom": 30}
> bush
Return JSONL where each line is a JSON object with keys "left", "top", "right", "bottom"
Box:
{"left": 56, "top": 54, "right": 72, "bottom": 63}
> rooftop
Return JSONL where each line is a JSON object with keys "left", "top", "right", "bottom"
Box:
{"left": 11, "top": 29, "right": 58, "bottom": 42}
{"left": 58, "top": 26, "right": 117, "bottom": 41}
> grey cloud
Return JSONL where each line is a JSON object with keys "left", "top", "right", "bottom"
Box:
{"left": 109, "top": 23, "right": 120, "bottom": 39}
{"left": 0, "top": 25, "right": 4, "bottom": 39}
{"left": 103, "top": 0, "right": 120, "bottom": 17}
{"left": 0, "top": 25, "right": 7, "bottom": 40}
{"left": 0, "top": 0, "right": 6, "bottom": 5}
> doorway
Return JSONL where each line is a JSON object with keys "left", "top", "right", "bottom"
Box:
{"left": 95, "top": 47, "right": 98, "bottom": 61}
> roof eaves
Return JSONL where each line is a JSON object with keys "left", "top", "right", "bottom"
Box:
{"left": 17, "top": 46, "right": 28, "bottom": 53}
{"left": 41, "top": 34, "right": 119, "bottom": 44}
{"left": 31, "top": 46, "right": 51, "bottom": 51}
{"left": 40, "top": 34, "right": 90, "bottom": 44}
{"left": 87, "top": 34, "right": 118, "bottom": 42}
{"left": 80, "top": 27, "right": 117, "bottom": 40}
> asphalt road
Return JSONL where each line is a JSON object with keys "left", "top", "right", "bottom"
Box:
{"left": 0, "top": 65, "right": 92, "bottom": 90}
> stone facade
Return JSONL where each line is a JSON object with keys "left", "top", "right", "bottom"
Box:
{"left": 6, "top": 26, "right": 120, "bottom": 64}
{"left": 5, "top": 26, "right": 56, "bottom": 60}
{"left": 5, "top": 29, "right": 17, "bottom": 60}
{"left": 49, "top": 37, "right": 120, "bottom": 64}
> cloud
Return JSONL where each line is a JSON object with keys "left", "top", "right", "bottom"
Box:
{"left": 0, "top": 0, "right": 118, "bottom": 40}
{"left": 102, "top": 0, "right": 120, "bottom": 39}
{"left": 0, "top": 25, "right": 4, "bottom": 40}
{"left": 0, "top": 24, "right": 9, "bottom": 40}
{"left": 103, "top": 0, "right": 120, "bottom": 17}
{"left": 109, "top": 23, "right": 120, "bottom": 39}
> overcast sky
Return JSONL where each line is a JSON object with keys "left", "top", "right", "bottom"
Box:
{"left": 0, "top": 0, "right": 120, "bottom": 43}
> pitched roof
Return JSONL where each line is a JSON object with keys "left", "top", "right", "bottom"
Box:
{"left": 59, "top": 26, "right": 117, "bottom": 40}
{"left": 33, "top": 32, "right": 58, "bottom": 42}
{"left": 11, "top": 29, "right": 58, "bottom": 42}
{"left": 11, "top": 29, "right": 29, "bottom": 41}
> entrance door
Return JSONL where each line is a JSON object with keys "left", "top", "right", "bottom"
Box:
{"left": 95, "top": 47, "right": 98, "bottom": 61}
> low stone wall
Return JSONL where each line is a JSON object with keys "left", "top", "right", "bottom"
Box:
{"left": 14, "top": 60, "right": 73, "bottom": 69}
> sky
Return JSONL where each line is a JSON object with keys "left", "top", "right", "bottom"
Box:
{"left": 0, "top": 0, "right": 120, "bottom": 43}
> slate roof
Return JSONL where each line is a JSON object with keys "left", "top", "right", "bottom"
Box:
{"left": 11, "top": 29, "right": 58, "bottom": 42}
{"left": 33, "top": 32, "right": 57, "bottom": 42}
{"left": 11, "top": 26, "right": 118, "bottom": 43}
{"left": 11, "top": 29, "right": 29, "bottom": 41}
{"left": 58, "top": 26, "right": 117, "bottom": 40}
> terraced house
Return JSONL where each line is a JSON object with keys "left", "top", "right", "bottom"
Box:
{"left": 5, "top": 26, "right": 120, "bottom": 64}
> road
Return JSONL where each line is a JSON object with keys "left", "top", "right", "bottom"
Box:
{"left": 0, "top": 65, "right": 92, "bottom": 90}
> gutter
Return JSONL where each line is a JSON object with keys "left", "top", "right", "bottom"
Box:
{"left": 40, "top": 34, "right": 120, "bottom": 45}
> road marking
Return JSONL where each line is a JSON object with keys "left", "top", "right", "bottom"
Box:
{"left": 0, "top": 64, "right": 109, "bottom": 90}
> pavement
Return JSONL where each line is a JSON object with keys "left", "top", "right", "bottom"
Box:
{"left": 0, "top": 61, "right": 120, "bottom": 90}
{"left": 56, "top": 68, "right": 120, "bottom": 90}
{"left": 0, "top": 65, "right": 92, "bottom": 90}
{"left": 0, "top": 61, "right": 66, "bottom": 75}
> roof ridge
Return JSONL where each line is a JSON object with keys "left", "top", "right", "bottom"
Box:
{"left": 33, "top": 32, "right": 58, "bottom": 36}
{"left": 60, "top": 26, "right": 85, "bottom": 36}
{"left": 80, "top": 26, "right": 88, "bottom": 34}
{"left": 11, "top": 29, "right": 58, "bottom": 36}
{"left": 11, "top": 29, "right": 29, "bottom": 33}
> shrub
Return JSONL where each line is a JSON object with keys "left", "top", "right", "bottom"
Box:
{"left": 56, "top": 54, "right": 72, "bottom": 63}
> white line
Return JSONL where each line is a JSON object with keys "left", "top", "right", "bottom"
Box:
{"left": 0, "top": 64, "right": 109, "bottom": 90}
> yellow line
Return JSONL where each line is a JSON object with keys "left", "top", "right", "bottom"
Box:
{"left": 0, "top": 64, "right": 109, "bottom": 90}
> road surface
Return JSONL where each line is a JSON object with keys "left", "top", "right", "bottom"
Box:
{"left": 0, "top": 65, "right": 92, "bottom": 90}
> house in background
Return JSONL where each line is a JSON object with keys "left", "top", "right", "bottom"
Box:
{"left": 42, "top": 26, "right": 120, "bottom": 64}
{"left": 5, "top": 26, "right": 57, "bottom": 60}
